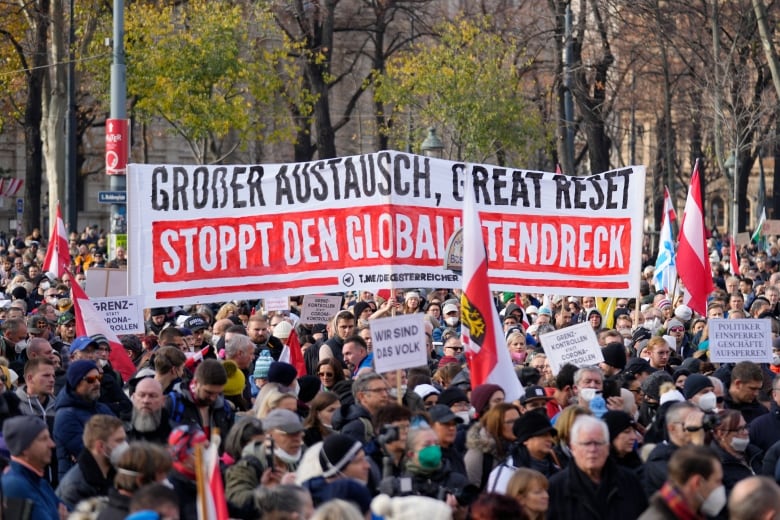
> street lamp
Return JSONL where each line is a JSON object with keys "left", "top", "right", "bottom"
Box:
{"left": 724, "top": 151, "right": 738, "bottom": 238}
{"left": 420, "top": 127, "right": 444, "bottom": 158}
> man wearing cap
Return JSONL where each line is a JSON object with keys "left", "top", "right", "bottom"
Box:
{"left": 164, "top": 358, "right": 235, "bottom": 452}
{"left": 520, "top": 385, "right": 554, "bottom": 415}
{"left": 429, "top": 404, "right": 468, "bottom": 477}
{"left": 225, "top": 408, "right": 304, "bottom": 512}
{"left": 433, "top": 303, "right": 461, "bottom": 342}
{"left": 145, "top": 307, "right": 170, "bottom": 336}
{"left": 53, "top": 359, "right": 116, "bottom": 479}
{"left": 53, "top": 312, "right": 76, "bottom": 367}
{"left": 599, "top": 342, "right": 627, "bottom": 378}
{"left": 1, "top": 415, "right": 64, "bottom": 520}
{"left": 67, "top": 335, "right": 132, "bottom": 420}
{"left": 183, "top": 316, "right": 209, "bottom": 352}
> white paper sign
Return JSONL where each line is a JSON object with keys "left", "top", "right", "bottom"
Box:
{"left": 708, "top": 318, "right": 772, "bottom": 363}
{"left": 300, "top": 295, "right": 343, "bottom": 324}
{"left": 264, "top": 296, "right": 289, "bottom": 312}
{"left": 539, "top": 321, "right": 603, "bottom": 375}
{"left": 88, "top": 295, "right": 145, "bottom": 335}
{"left": 371, "top": 314, "right": 428, "bottom": 373}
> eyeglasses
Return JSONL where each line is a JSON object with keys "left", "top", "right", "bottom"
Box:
{"left": 82, "top": 374, "right": 103, "bottom": 384}
{"left": 318, "top": 372, "right": 334, "bottom": 377}
{"left": 446, "top": 346, "right": 464, "bottom": 352}
{"left": 364, "top": 387, "right": 390, "bottom": 394}
{"left": 575, "top": 440, "right": 608, "bottom": 448}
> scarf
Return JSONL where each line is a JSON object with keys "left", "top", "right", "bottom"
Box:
{"left": 658, "top": 482, "right": 703, "bottom": 520}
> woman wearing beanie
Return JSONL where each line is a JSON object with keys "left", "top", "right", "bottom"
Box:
{"left": 464, "top": 402, "right": 519, "bottom": 490}
{"left": 602, "top": 410, "right": 643, "bottom": 469}
{"left": 302, "top": 433, "right": 373, "bottom": 508}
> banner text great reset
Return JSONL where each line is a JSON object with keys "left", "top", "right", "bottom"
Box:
{"left": 128, "top": 151, "right": 645, "bottom": 307}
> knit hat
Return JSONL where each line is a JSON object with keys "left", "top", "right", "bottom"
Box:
{"left": 352, "top": 302, "right": 371, "bottom": 319}
{"left": 625, "top": 357, "right": 654, "bottom": 377}
{"left": 437, "top": 356, "right": 459, "bottom": 368}
{"left": 438, "top": 387, "right": 469, "bottom": 407}
{"left": 222, "top": 360, "right": 246, "bottom": 397}
{"left": 667, "top": 318, "right": 684, "bottom": 330}
{"left": 91, "top": 334, "right": 110, "bottom": 347}
{"left": 683, "top": 373, "right": 713, "bottom": 399}
{"left": 602, "top": 410, "right": 636, "bottom": 442}
{"left": 272, "top": 321, "right": 293, "bottom": 340}
{"left": 656, "top": 298, "right": 671, "bottom": 310}
{"left": 253, "top": 351, "right": 273, "bottom": 379}
{"left": 69, "top": 336, "right": 98, "bottom": 356}
{"left": 640, "top": 371, "right": 674, "bottom": 402}
{"left": 168, "top": 425, "right": 208, "bottom": 463}
{"left": 150, "top": 307, "right": 168, "bottom": 317}
{"left": 3, "top": 416, "right": 47, "bottom": 456}
{"left": 404, "top": 291, "right": 420, "bottom": 301}
{"left": 371, "top": 494, "right": 452, "bottom": 520}
{"left": 512, "top": 412, "right": 556, "bottom": 443}
{"left": 674, "top": 304, "right": 693, "bottom": 322}
{"left": 537, "top": 306, "right": 553, "bottom": 317}
{"left": 413, "top": 383, "right": 440, "bottom": 401}
{"left": 297, "top": 375, "right": 320, "bottom": 403}
{"left": 601, "top": 342, "right": 627, "bottom": 370}
{"left": 66, "top": 360, "right": 99, "bottom": 389}
{"left": 319, "top": 433, "right": 363, "bottom": 478}
{"left": 660, "top": 389, "right": 685, "bottom": 406}
{"left": 267, "top": 361, "right": 297, "bottom": 386}
{"left": 470, "top": 383, "right": 503, "bottom": 417}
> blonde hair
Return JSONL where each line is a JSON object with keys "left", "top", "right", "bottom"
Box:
{"left": 555, "top": 405, "right": 591, "bottom": 445}
{"left": 254, "top": 385, "right": 297, "bottom": 419}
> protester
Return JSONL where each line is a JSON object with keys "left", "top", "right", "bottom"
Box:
{"left": 505, "top": 468, "right": 549, "bottom": 520}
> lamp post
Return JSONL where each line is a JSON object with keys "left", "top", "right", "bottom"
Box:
{"left": 420, "top": 127, "right": 444, "bottom": 158}
{"left": 724, "top": 150, "right": 739, "bottom": 238}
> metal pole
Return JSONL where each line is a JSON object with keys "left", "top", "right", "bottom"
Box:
{"left": 109, "top": 0, "right": 127, "bottom": 249}
{"left": 65, "top": 0, "right": 77, "bottom": 233}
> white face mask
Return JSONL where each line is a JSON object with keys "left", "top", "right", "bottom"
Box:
{"left": 445, "top": 317, "right": 459, "bottom": 327}
{"left": 773, "top": 354, "right": 780, "bottom": 367}
{"left": 275, "top": 446, "right": 302, "bottom": 464}
{"left": 730, "top": 436, "right": 749, "bottom": 452}
{"left": 109, "top": 440, "right": 130, "bottom": 467}
{"left": 697, "top": 392, "right": 717, "bottom": 412}
{"left": 14, "top": 339, "right": 28, "bottom": 354}
{"left": 700, "top": 484, "right": 727, "bottom": 516}
{"left": 579, "top": 388, "right": 597, "bottom": 402}
{"left": 39, "top": 281, "right": 50, "bottom": 291}
{"left": 454, "top": 411, "right": 471, "bottom": 424}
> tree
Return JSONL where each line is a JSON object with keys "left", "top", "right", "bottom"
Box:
{"left": 374, "top": 16, "right": 549, "bottom": 164}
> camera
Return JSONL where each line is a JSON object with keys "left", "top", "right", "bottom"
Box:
{"left": 701, "top": 411, "right": 721, "bottom": 431}
{"left": 377, "top": 424, "right": 400, "bottom": 445}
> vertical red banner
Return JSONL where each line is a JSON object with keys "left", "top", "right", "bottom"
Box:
{"left": 105, "top": 118, "right": 129, "bottom": 175}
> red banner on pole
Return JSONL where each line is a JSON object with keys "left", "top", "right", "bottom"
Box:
{"left": 105, "top": 118, "right": 129, "bottom": 175}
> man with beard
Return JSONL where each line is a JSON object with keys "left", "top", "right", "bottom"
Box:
{"left": 126, "top": 377, "right": 171, "bottom": 444}
{"left": 246, "top": 315, "right": 284, "bottom": 360}
{"left": 53, "top": 312, "right": 76, "bottom": 368}
{"left": 53, "top": 360, "right": 116, "bottom": 479}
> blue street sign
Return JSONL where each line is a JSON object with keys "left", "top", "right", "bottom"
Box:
{"left": 98, "top": 191, "right": 127, "bottom": 204}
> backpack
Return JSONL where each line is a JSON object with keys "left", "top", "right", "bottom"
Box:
{"left": 168, "top": 390, "right": 234, "bottom": 425}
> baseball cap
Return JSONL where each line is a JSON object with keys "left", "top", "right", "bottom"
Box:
{"left": 69, "top": 336, "right": 98, "bottom": 355}
{"left": 443, "top": 303, "right": 459, "bottom": 315}
{"left": 184, "top": 316, "right": 208, "bottom": 332}
{"left": 520, "top": 385, "right": 553, "bottom": 405}
{"left": 262, "top": 409, "right": 303, "bottom": 434}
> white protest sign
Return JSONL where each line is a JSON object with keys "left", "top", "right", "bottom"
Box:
{"left": 264, "top": 296, "right": 289, "bottom": 312}
{"left": 88, "top": 295, "right": 145, "bottom": 335}
{"left": 539, "top": 321, "right": 603, "bottom": 375}
{"left": 708, "top": 318, "right": 772, "bottom": 363}
{"left": 371, "top": 314, "right": 428, "bottom": 373}
{"left": 300, "top": 295, "right": 343, "bottom": 324}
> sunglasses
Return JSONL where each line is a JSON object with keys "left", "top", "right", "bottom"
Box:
{"left": 669, "top": 327, "right": 684, "bottom": 333}
{"left": 318, "top": 372, "right": 334, "bottom": 377}
{"left": 82, "top": 374, "right": 103, "bottom": 384}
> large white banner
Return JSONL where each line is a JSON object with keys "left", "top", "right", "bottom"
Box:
{"left": 128, "top": 151, "right": 646, "bottom": 307}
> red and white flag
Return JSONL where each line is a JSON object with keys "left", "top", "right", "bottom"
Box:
{"left": 2, "top": 179, "right": 23, "bottom": 198}
{"left": 278, "top": 327, "right": 306, "bottom": 377}
{"left": 730, "top": 237, "right": 740, "bottom": 276}
{"left": 676, "top": 160, "right": 714, "bottom": 315}
{"left": 70, "top": 279, "right": 137, "bottom": 381}
{"left": 42, "top": 203, "right": 71, "bottom": 278}
{"left": 461, "top": 179, "right": 523, "bottom": 401}
{"left": 196, "top": 436, "right": 229, "bottom": 520}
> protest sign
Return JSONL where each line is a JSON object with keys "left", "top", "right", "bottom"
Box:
{"left": 88, "top": 295, "right": 144, "bottom": 335}
{"left": 763, "top": 219, "right": 780, "bottom": 235}
{"left": 299, "top": 295, "right": 342, "bottom": 324}
{"left": 540, "top": 322, "right": 603, "bottom": 375}
{"left": 264, "top": 296, "right": 289, "bottom": 312}
{"left": 371, "top": 314, "right": 428, "bottom": 373}
{"left": 128, "top": 151, "right": 646, "bottom": 307}
{"left": 708, "top": 318, "right": 772, "bottom": 363}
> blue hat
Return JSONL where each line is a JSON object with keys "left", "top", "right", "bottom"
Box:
{"left": 69, "top": 335, "right": 98, "bottom": 356}
{"left": 253, "top": 351, "right": 273, "bottom": 379}
{"left": 267, "top": 361, "right": 297, "bottom": 386}
{"left": 66, "top": 360, "right": 99, "bottom": 389}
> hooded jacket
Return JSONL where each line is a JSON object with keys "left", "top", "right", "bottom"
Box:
{"left": 463, "top": 422, "right": 510, "bottom": 489}
{"left": 331, "top": 402, "right": 374, "bottom": 445}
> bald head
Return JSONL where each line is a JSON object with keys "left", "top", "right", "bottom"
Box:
{"left": 729, "top": 476, "right": 780, "bottom": 520}
{"left": 27, "top": 338, "right": 55, "bottom": 361}
{"left": 131, "top": 377, "right": 164, "bottom": 413}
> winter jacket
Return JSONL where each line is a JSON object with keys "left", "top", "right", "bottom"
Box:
{"left": 463, "top": 422, "right": 511, "bottom": 489}
{"left": 711, "top": 441, "right": 761, "bottom": 494}
{"left": 15, "top": 386, "right": 56, "bottom": 424}
{"left": 53, "top": 386, "right": 115, "bottom": 479}
{"left": 163, "top": 387, "right": 235, "bottom": 453}
{"left": 56, "top": 449, "right": 115, "bottom": 510}
{"left": 378, "top": 459, "right": 474, "bottom": 503}
{"left": 1, "top": 460, "right": 62, "bottom": 520}
{"left": 331, "top": 402, "right": 374, "bottom": 445}
{"left": 641, "top": 441, "right": 679, "bottom": 498}
{"left": 168, "top": 469, "right": 198, "bottom": 520}
{"left": 748, "top": 400, "right": 780, "bottom": 452}
{"left": 547, "top": 457, "right": 648, "bottom": 520}
{"left": 225, "top": 442, "right": 300, "bottom": 514}
{"left": 95, "top": 488, "right": 131, "bottom": 520}
{"left": 723, "top": 392, "right": 769, "bottom": 425}
{"left": 124, "top": 407, "right": 173, "bottom": 444}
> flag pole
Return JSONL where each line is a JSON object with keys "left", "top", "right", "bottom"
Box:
{"left": 195, "top": 443, "right": 207, "bottom": 520}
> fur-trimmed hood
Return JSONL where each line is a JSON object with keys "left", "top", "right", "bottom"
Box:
{"left": 465, "top": 421, "right": 502, "bottom": 458}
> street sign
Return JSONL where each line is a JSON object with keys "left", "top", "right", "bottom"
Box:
{"left": 15, "top": 198, "right": 23, "bottom": 216}
{"left": 98, "top": 191, "right": 127, "bottom": 204}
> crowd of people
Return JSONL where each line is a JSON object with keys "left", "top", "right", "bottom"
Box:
{"left": 0, "top": 227, "right": 779, "bottom": 519}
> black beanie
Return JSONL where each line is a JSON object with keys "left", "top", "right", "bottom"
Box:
{"left": 601, "top": 342, "right": 627, "bottom": 370}
{"left": 319, "top": 433, "right": 363, "bottom": 478}
{"left": 603, "top": 410, "right": 635, "bottom": 442}
{"left": 683, "top": 373, "right": 713, "bottom": 400}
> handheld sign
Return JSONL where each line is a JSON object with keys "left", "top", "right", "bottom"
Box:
{"left": 264, "top": 296, "right": 289, "bottom": 313}
{"left": 371, "top": 314, "right": 428, "bottom": 373}
{"left": 299, "top": 295, "right": 343, "bottom": 324}
{"left": 89, "top": 296, "right": 145, "bottom": 335}
{"left": 708, "top": 318, "right": 772, "bottom": 363}
{"left": 539, "top": 322, "right": 603, "bottom": 375}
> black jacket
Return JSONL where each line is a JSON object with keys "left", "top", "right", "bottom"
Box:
{"left": 547, "top": 457, "right": 648, "bottom": 520}
{"left": 331, "top": 402, "right": 374, "bottom": 445}
{"left": 723, "top": 392, "right": 769, "bottom": 425}
{"left": 125, "top": 407, "right": 173, "bottom": 444}
{"left": 378, "top": 459, "right": 476, "bottom": 505}
{"left": 748, "top": 400, "right": 780, "bottom": 452}
{"left": 96, "top": 488, "right": 131, "bottom": 520}
{"left": 56, "top": 449, "right": 114, "bottom": 510}
{"left": 711, "top": 441, "right": 761, "bottom": 494}
{"left": 640, "top": 441, "right": 678, "bottom": 498}
{"left": 164, "top": 387, "right": 235, "bottom": 453}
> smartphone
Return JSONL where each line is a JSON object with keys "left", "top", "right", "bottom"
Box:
{"left": 266, "top": 438, "right": 275, "bottom": 471}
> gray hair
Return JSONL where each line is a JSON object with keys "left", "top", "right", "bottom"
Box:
{"left": 573, "top": 366, "right": 603, "bottom": 387}
{"left": 225, "top": 333, "right": 253, "bottom": 359}
{"left": 255, "top": 484, "right": 309, "bottom": 517}
{"left": 352, "top": 372, "right": 385, "bottom": 400}
{"left": 570, "top": 415, "right": 608, "bottom": 446}
{"left": 708, "top": 376, "right": 725, "bottom": 395}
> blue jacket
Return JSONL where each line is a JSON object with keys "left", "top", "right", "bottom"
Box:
{"left": 1, "top": 460, "right": 62, "bottom": 520}
{"left": 53, "top": 386, "right": 115, "bottom": 479}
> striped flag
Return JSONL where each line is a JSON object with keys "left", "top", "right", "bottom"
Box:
{"left": 730, "top": 238, "right": 740, "bottom": 276}
{"left": 42, "top": 203, "right": 71, "bottom": 278}
{"left": 70, "top": 279, "right": 137, "bottom": 381}
{"left": 278, "top": 327, "right": 306, "bottom": 377}
{"left": 196, "top": 435, "right": 229, "bottom": 520}
{"left": 461, "top": 176, "right": 523, "bottom": 401}
{"left": 653, "top": 186, "right": 677, "bottom": 295}
{"left": 2, "top": 179, "right": 23, "bottom": 198}
{"left": 752, "top": 156, "right": 768, "bottom": 251}
{"left": 676, "top": 160, "right": 714, "bottom": 315}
